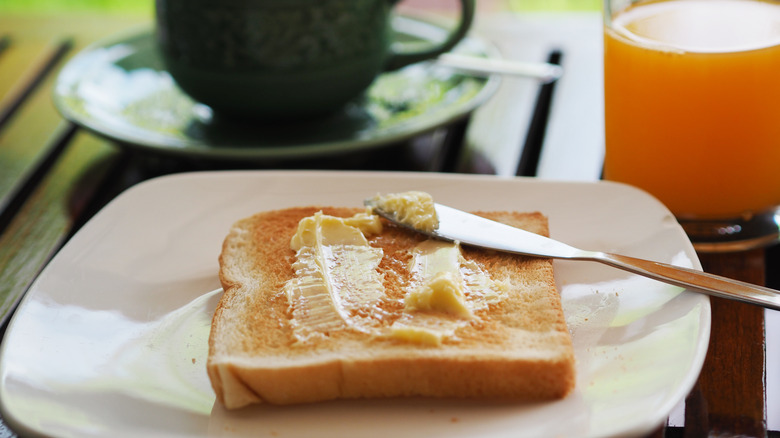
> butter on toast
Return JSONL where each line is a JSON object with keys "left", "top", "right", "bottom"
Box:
{"left": 208, "top": 206, "right": 575, "bottom": 409}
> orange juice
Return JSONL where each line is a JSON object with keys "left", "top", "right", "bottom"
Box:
{"left": 603, "top": 0, "right": 780, "bottom": 219}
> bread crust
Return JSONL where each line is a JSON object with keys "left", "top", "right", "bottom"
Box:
{"left": 208, "top": 207, "right": 575, "bottom": 408}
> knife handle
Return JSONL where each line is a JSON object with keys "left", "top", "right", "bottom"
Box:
{"left": 594, "top": 252, "right": 780, "bottom": 310}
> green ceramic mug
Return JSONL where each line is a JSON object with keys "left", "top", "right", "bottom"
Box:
{"left": 155, "top": 0, "right": 475, "bottom": 119}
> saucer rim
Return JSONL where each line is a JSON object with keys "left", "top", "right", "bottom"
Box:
{"left": 52, "top": 17, "right": 501, "bottom": 162}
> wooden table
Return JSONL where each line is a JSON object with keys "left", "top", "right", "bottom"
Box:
{"left": 1, "top": 9, "right": 777, "bottom": 437}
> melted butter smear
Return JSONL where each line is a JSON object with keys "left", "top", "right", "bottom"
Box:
{"left": 408, "top": 240, "right": 507, "bottom": 312}
{"left": 284, "top": 209, "right": 508, "bottom": 346}
{"left": 390, "top": 240, "right": 508, "bottom": 345}
{"left": 285, "top": 210, "right": 387, "bottom": 343}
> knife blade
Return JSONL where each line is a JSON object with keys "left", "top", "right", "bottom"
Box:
{"left": 367, "top": 199, "right": 780, "bottom": 311}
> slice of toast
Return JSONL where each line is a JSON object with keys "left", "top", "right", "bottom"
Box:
{"left": 208, "top": 206, "right": 575, "bottom": 409}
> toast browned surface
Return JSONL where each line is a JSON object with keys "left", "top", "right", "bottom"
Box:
{"left": 209, "top": 207, "right": 575, "bottom": 409}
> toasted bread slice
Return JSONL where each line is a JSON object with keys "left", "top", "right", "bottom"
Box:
{"left": 208, "top": 207, "right": 575, "bottom": 409}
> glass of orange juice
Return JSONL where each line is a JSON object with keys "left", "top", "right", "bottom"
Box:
{"left": 603, "top": 0, "right": 780, "bottom": 251}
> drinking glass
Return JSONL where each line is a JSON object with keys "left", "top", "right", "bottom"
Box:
{"left": 603, "top": 0, "right": 780, "bottom": 252}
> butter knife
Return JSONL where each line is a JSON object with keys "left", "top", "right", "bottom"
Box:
{"left": 367, "top": 200, "right": 780, "bottom": 311}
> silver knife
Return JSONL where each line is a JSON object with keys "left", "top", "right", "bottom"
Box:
{"left": 367, "top": 200, "right": 780, "bottom": 311}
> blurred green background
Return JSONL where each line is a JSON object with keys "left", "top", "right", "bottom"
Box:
{"left": 0, "top": 0, "right": 599, "bottom": 14}
{"left": 0, "top": 0, "right": 151, "bottom": 14}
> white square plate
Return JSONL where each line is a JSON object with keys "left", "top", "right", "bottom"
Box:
{"left": 0, "top": 171, "right": 709, "bottom": 437}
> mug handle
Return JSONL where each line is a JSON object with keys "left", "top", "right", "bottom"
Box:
{"left": 384, "top": 0, "right": 476, "bottom": 71}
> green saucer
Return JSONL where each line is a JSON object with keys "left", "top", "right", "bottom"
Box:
{"left": 53, "top": 16, "right": 499, "bottom": 161}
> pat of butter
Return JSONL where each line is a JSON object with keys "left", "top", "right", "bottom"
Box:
{"left": 371, "top": 191, "right": 438, "bottom": 233}
{"left": 388, "top": 324, "right": 448, "bottom": 346}
{"left": 291, "top": 208, "right": 381, "bottom": 250}
{"left": 285, "top": 210, "right": 386, "bottom": 342}
{"left": 405, "top": 271, "right": 474, "bottom": 319}
{"left": 410, "top": 240, "right": 506, "bottom": 312}
{"left": 387, "top": 239, "right": 507, "bottom": 345}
